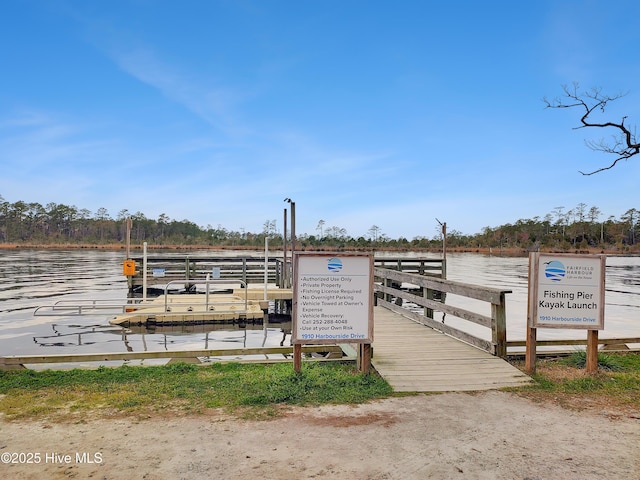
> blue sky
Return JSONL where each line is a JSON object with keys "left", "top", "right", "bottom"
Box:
{"left": 1, "top": 0, "right": 639, "bottom": 240}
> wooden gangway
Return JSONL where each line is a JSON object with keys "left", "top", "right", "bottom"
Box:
{"left": 372, "top": 306, "right": 531, "bottom": 392}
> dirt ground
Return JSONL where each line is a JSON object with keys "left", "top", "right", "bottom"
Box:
{"left": 1, "top": 391, "right": 639, "bottom": 480}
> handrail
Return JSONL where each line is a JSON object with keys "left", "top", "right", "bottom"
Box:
{"left": 33, "top": 279, "right": 252, "bottom": 317}
{"left": 0, "top": 345, "right": 348, "bottom": 370}
{"left": 126, "top": 256, "right": 282, "bottom": 295}
{"left": 163, "top": 279, "right": 249, "bottom": 313}
{"left": 373, "top": 266, "right": 511, "bottom": 357}
{"left": 34, "top": 301, "right": 141, "bottom": 316}
{"left": 126, "top": 256, "right": 444, "bottom": 289}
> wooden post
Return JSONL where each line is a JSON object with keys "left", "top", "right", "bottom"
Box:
{"left": 492, "top": 293, "right": 508, "bottom": 358}
{"left": 425, "top": 287, "right": 434, "bottom": 319}
{"left": 525, "top": 326, "right": 537, "bottom": 373}
{"left": 357, "top": 343, "right": 371, "bottom": 374}
{"left": 525, "top": 253, "right": 536, "bottom": 373}
{"left": 185, "top": 257, "right": 191, "bottom": 292}
{"left": 385, "top": 277, "right": 393, "bottom": 303}
{"left": 586, "top": 330, "right": 599, "bottom": 374}
{"left": 125, "top": 217, "right": 132, "bottom": 259}
{"left": 293, "top": 344, "right": 302, "bottom": 373}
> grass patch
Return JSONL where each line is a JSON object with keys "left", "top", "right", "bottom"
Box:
{"left": 511, "top": 352, "right": 640, "bottom": 417}
{"left": 3, "top": 354, "right": 638, "bottom": 422}
{"left": 562, "top": 350, "right": 624, "bottom": 371}
{"left": 0, "top": 362, "right": 393, "bottom": 421}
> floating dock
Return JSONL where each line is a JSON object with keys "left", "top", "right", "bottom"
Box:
{"left": 110, "top": 286, "right": 292, "bottom": 327}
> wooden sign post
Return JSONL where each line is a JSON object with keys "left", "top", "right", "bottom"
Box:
{"left": 526, "top": 253, "right": 606, "bottom": 374}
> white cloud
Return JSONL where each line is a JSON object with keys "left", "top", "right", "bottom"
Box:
{"left": 108, "top": 45, "right": 254, "bottom": 138}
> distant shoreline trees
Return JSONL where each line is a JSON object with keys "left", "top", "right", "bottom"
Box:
{"left": 0, "top": 194, "right": 638, "bottom": 253}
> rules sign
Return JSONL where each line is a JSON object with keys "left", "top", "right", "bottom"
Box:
{"left": 292, "top": 252, "right": 374, "bottom": 344}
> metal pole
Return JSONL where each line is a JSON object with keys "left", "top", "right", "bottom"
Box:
{"left": 205, "top": 274, "right": 210, "bottom": 310}
{"left": 283, "top": 208, "right": 288, "bottom": 288}
{"left": 264, "top": 237, "right": 269, "bottom": 301}
{"left": 143, "top": 241, "right": 148, "bottom": 302}
{"left": 291, "top": 201, "right": 296, "bottom": 254}
{"left": 287, "top": 199, "right": 296, "bottom": 287}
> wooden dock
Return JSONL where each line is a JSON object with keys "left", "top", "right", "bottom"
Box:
{"left": 372, "top": 306, "right": 531, "bottom": 392}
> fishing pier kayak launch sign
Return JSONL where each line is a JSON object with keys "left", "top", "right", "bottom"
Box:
{"left": 292, "top": 252, "right": 374, "bottom": 344}
{"left": 529, "top": 253, "right": 605, "bottom": 330}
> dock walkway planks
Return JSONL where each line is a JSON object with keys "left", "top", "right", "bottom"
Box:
{"left": 372, "top": 306, "right": 531, "bottom": 392}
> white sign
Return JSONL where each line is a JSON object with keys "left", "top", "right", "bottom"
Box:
{"left": 152, "top": 268, "right": 166, "bottom": 278}
{"left": 529, "top": 253, "right": 605, "bottom": 329}
{"left": 292, "top": 252, "right": 373, "bottom": 344}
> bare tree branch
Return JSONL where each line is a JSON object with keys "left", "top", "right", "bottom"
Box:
{"left": 543, "top": 82, "right": 639, "bottom": 175}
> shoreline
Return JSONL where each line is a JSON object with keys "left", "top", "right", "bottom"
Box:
{"left": 0, "top": 243, "right": 635, "bottom": 256}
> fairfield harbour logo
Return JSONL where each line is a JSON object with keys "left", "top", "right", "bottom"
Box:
{"left": 544, "top": 260, "right": 595, "bottom": 282}
{"left": 544, "top": 260, "right": 566, "bottom": 282}
{"left": 327, "top": 257, "right": 343, "bottom": 273}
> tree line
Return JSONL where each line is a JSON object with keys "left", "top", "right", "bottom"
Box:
{"left": 0, "top": 194, "right": 638, "bottom": 252}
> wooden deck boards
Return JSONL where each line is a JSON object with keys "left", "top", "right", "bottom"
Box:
{"left": 372, "top": 306, "right": 531, "bottom": 392}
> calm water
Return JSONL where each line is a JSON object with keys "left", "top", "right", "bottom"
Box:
{"left": 440, "top": 253, "right": 640, "bottom": 344}
{"left": 0, "top": 249, "right": 638, "bottom": 360}
{"left": 0, "top": 249, "right": 290, "bottom": 362}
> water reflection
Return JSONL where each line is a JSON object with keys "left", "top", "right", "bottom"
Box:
{"left": 0, "top": 249, "right": 292, "bottom": 357}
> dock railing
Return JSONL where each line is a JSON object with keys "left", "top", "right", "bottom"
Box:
{"left": 374, "top": 267, "right": 510, "bottom": 357}
{"left": 373, "top": 257, "right": 446, "bottom": 278}
{"left": 374, "top": 266, "right": 640, "bottom": 356}
{"left": 127, "top": 256, "right": 283, "bottom": 292}
{"left": 127, "top": 256, "right": 446, "bottom": 292}
{"left": 0, "top": 345, "right": 347, "bottom": 371}
{"left": 161, "top": 279, "right": 250, "bottom": 313}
